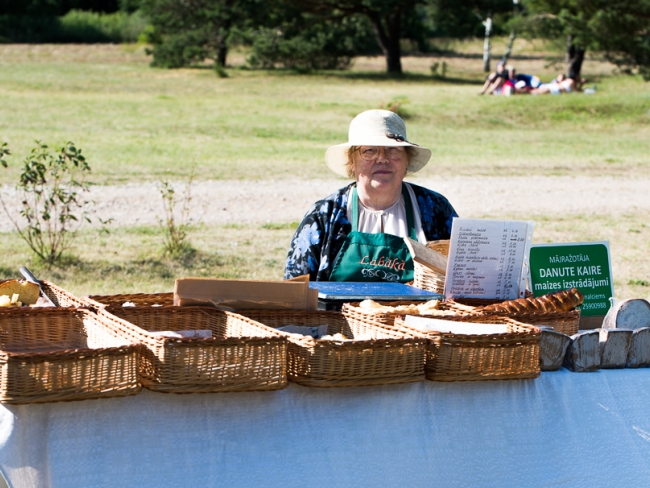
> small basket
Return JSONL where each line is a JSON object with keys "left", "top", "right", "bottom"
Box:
{"left": 86, "top": 292, "right": 174, "bottom": 309}
{"left": 394, "top": 314, "right": 540, "bottom": 382}
{"left": 0, "top": 308, "right": 141, "bottom": 404}
{"left": 0, "top": 280, "right": 89, "bottom": 311}
{"left": 426, "top": 240, "right": 450, "bottom": 256}
{"left": 342, "top": 299, "right": 448, "bottom": 327}
{"left": 412, "top": 265, "right": 446, "bottom": 294}
{"left": 411, "top": 240, "right": 449, "bottom": 293}
{"left": 97, "top": 306, "right": 287, "bottom": 394}
{"left": 238, "top": 310, "right": 426, "bottom": 388}
{"left": 447, "top": 298, "right": 580, "bottom": 336}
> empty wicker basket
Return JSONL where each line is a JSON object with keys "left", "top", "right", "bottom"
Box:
{"left": 97, "top": 306, "right": 287, "bottom": 394}
{"left": 238, "top": 310, "right": 426, "bottom": 388}
{"left": 394, "top": 314, "right": 540, "bottom": 382}
{"left": 0, "top": 308, "right": 141, "bottom": 404}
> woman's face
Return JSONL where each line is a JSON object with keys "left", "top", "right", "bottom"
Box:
{"left": 352, "top": 146, "right": 409, "bottom": 190}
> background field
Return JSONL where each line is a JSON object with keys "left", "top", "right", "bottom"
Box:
{"left": 0, "top": 41, "right": 648, "bottom": 300}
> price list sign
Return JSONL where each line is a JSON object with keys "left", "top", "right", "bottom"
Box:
{"left": 444, "top": 218, "right": 534, "bottom": 300}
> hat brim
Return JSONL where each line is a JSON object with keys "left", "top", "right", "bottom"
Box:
{"left": 325, "top": 143, "right": 431, "bottom": 179}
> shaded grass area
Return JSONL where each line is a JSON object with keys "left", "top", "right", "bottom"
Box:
{"left": 0, "top": 223, "right": 296, "bottom": 297}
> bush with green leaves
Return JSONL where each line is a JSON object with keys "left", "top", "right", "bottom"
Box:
{"left": 157, "top": 172, "right": 196, "bottom": 258}
{"left": 0, "top": 141, "right": 106, "bottom": 266}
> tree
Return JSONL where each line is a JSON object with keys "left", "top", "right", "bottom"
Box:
{"left": 519, "top": 0, "right": 650, "bottom": 80}
{"left": 141, "top": 0, "right": 268, "bottom": 68}
{"left": 422, "top": 0, "right": 517, "bottom": 72}
{"left": 291, "top": 0, "right": 425, "bottom": 74}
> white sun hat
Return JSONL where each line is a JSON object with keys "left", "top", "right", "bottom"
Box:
{"left": 325, "top": 109, "right": 432, "bottom": 178}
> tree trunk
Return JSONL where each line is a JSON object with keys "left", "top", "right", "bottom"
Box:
{"left": 368, "top": 10, "right": 403, "bottom": 74}
{"left": 482, "top": 12, "right": 492, "bottom": 72}
{"left": 217, "top": 42, "right": 228, "bottom": 67}
{"left": 566, "top": 35, "right": 585, "bottom": 80}
{"left": 502, "top": 29, "right": 516, "bottom": 65}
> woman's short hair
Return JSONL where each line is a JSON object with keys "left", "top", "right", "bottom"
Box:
{"left": 346, "top": 146, "right": 417, "bottom": 179}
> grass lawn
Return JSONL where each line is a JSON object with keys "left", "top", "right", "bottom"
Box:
{"left": 0, "top": 41, "right": 648, "bottom": 300}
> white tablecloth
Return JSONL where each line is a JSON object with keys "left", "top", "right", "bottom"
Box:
{"left": 2, "top": 369, "right": 650, "bottom": 487}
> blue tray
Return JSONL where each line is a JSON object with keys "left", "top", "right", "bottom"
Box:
{"left": 309, "top": 282, "right": 443, "bottom": 302}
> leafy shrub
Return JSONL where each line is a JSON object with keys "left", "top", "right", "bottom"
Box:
{"left": 157, "top": 172, "right": 196, "bottom": 258}
{"left": 58, "top": 10, "right": 148, "bottom": 43}
{"left": 0, "top": 10, "right": 147, "bottom": 43}
{"left": 0, "top": 141, "right": 107, "bottom": 266}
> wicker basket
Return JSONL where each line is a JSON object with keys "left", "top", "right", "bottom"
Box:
{"left": 447, "top": 298, "right": 580, "bottom": 336}
{"left": 426, "top": 240, "right": 450, "bottom": 256}
{"left": 394, "top": 314, "right": 540, "bottom": 382}
{"left": 86, "top": 292, "right": 174, "bottom": 309}
{"left": 412, "top": 265, "right": 446, "bottom": 294}
{"left": 238, "top": 310, "right": 426, "bottom": 388}
{"left": 0, "top": 308, "right": 141, "bottom": 404}
{"left": 342, "top": 299, "right": 453, "bottom": 327}
{"left": 97, "top": 306, "right": 287, "bottom": 394}
{"left": 0, "top": 280, "right": 89, "bottom": 311}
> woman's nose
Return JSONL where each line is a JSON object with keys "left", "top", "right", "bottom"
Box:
{"left": 375, "top": 147, "right": 390, "bottom": 162}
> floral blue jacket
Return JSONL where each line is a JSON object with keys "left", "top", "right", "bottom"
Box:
{"left": 283, "top": 182, "right": 458, "bottom": 281}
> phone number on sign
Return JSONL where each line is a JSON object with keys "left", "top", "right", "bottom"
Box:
{"left": 582, "top": 302, "right": 608, "bottom": 310}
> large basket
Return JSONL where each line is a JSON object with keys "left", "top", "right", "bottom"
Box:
{"left": 394, "top": 314, "right": 540, "bottom": 382}
{"left": 86, "top": 292, "right": 174, "bottom": 309}
{"left": 0, "top": 308, "right": 141, "bottom": 404}
{"left": 238, "top": 310, "right": 426, "bottom": 388}
{"left": 447, "top": 298, "right": 580, "bottom": 336}
{"left": 97, "top": 306, "right": 287, "bottom": 393}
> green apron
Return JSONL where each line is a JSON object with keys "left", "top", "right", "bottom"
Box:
{"left": 329, "top": 184, "right": 417, "bottom": 283}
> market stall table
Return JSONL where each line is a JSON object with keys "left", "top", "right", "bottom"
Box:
{"left": 2, "top": 369, "right": 650, "bottom": 487}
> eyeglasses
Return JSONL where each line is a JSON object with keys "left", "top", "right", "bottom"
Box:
{"left": 357, "top": 146, "right": 406, "bottom": 161}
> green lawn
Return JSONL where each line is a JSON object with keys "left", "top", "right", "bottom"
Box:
{"left": 0, "top": 42, "right": 648, "bottom": 299}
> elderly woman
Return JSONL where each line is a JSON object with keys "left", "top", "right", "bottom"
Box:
{"left": 284, "top": 109, "right": 458, "bottom": 282}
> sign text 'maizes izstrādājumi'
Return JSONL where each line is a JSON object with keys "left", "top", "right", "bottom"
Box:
{"left": 528, "top": 242, "right": 613, "bottom": 317}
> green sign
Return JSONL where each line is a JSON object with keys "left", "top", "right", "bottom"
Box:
{"left": 528, "top": 242, "right": 613, "bottom": 316}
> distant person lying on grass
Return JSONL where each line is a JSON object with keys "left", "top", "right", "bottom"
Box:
{"left": 513, "top": 73, "right": 542, "bottom": 93}
{"left": 530, "top": 74, "right": 586, "bottom": 95}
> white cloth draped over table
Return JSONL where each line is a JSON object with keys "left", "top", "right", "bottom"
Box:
{"left": 2, "top": 369, "right": 650, "bottom": 487}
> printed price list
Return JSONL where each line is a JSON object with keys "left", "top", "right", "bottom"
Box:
{"left": 444, "top": 218, "right": 533, "bottom": 300}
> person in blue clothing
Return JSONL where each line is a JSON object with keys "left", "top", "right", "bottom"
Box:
{"left": 283, "top": 109, "right": 458, "bottom": 283}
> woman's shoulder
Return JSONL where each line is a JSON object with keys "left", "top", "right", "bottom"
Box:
{"left": 302, "top": 182, "right": 353, "bottom": 218}
{"left": 407, "top": 182, "right": 453, "bottom": 205}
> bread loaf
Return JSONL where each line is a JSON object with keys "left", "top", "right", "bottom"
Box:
{"left": 0, "top": 279, "right": 41, "bottom": 306}
{"left": 481, "top": 288, "right": 584, "bottom": 314}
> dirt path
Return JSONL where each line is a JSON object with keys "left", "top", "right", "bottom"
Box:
{"left": 1, "top": 176, "right": 648, "bottom": 232}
